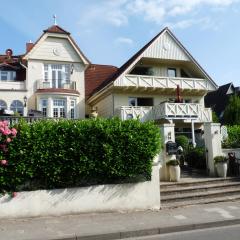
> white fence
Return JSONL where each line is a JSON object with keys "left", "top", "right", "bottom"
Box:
{"left": 117, "top": 103, "right": 212, "bottom": 122}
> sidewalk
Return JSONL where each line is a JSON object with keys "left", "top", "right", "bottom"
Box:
{"left": 1, "top": 201, "right": 240, "bottom": 240}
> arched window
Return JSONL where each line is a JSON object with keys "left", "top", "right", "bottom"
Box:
{"left": 0, "top": 100, "right": 7, "bottom": 110}
{"left": 10, "top": 100, "right": 24, "bottom": 116}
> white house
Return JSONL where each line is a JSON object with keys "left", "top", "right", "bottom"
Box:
{"left": 0, "top": 24, "right": 90, "bottom": 119}
{"left": 86, "top": 27, "right": 218, "bottom": 144}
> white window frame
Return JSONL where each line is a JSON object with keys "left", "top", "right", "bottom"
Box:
{"left": 0, "top": 100, "right": 7, "bottom": 110}
{"left": 53, "top": 99, "right": 66, "bottom": 118}
{"left": 10, "top": 100, "right": 24, "bottom": 116}
{"left": 0, "top": 71, "right": 16, "bottom": 81}
{"left": 70, "top": 99, "right": 76, "bottom": 119}
{"left": 43, "top": 64, "right": 70, "bottom": 88}
{"left": 40, "top": 99, "right": 48, "bottom": 117}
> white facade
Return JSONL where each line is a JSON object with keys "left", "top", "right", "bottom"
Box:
{"left": 0, "top": 26, "right": 89, "bottom": 119}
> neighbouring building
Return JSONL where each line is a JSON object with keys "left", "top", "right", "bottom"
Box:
{"left": 0, "top": 24, "right": 90, "bottom": 119}
{"left": 205, "top": 82, "right": 240, "bottom": 123}
{"left": 86, "top": 27, "right": 218, "bottom": 143}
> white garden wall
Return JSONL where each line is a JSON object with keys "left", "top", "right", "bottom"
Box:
{"left": 0, "top": 164, "right": 160, "bottom": 219}
{"left": 222, "top": 148, "right": 240, "bottom": 159}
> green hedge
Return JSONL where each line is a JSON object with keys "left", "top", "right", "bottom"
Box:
{"left": 175, "top": 135, "right": 189, "bottom": 151}
{"left": 223, "top": 125, "right": 240, "bottom": 148}
{"left": 0, "top": 118, "right": 161, "bottom": 192}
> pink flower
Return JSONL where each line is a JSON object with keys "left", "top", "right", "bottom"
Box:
{"left": 11, "top": 128, "right": 17, "bottom": 136}
{"left": 3, "top": 121, "right": 8, "bottom": 127}
{"left": 3, "top": 130, "right": 11, "bottom": 136}
{"left": 0, "top": 160, "right": 8, "bottom": 166}
{"left": 6, "top": 138, "right": 12, "bottom": 143}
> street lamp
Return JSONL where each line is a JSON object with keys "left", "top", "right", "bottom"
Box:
{"left": 23, "top": 96, "right": 27, "bottom": 107}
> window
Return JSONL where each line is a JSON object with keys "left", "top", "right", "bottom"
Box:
{"left": 70, "top": 100, "right": 76, "bottom": 119}
{"left": 0, "top": 100, "right": 7, "bottom": 110}
{"left": 128, "top": 97, "right": 153, "bottom": 106}
{"left": 44, "top": 64, "right": 70, "bottom": 88}
{"left": 53, "top": 99, "right": 66, "bottom": 118}
{"left": 167, "top": 68, "right": 177, "bottom": 78}
{"left": 10, "top": 100, "right": 24, "bottom": 116}
{"left": 40, "top": 99, "right": 48, "bottom": 117}
{"left": 0, "top": 71, "right": 16, "bottom": 81}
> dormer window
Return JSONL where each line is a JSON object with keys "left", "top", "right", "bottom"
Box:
{"left": 0, "top": 71, "right": 16, "bottom": 81}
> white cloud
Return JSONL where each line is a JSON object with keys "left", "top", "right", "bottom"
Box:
{"left": 115, "top": 37, "right": 134, "bottom": 45}
{"left": 80, "top": 0, "right": 239, "bottom": 29}
{"left": 165, "top": 17, "right": 219, "bottom": 30}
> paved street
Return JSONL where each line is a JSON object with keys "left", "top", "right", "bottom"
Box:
{"left": 1, "top": 201, "right": 240, "bottom": 240}
{"left": 128, "top": 224, "right": 240, "bottom": 240}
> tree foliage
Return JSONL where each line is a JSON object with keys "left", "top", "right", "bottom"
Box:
{"left": 223, "top": 95, "right": 240, "bottom": 125}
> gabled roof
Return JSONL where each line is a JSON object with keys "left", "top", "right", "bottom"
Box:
{"left": 23, "top": 24, "right": 90, "bottom": 65}
{"left": 89, "top": 27, "right": 218, "bottom": 98}
{"left": 85, "top": 64, "right": 118, "bottom": 97}
{"left": 43, "top": 25, "right": 70, "bottom": 35}
{"left": 205, "top": 82, "right": 235, "bottom": 118}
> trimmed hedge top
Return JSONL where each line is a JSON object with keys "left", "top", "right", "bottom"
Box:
{"left": 0, "top": 118, "right": 161, "bottom": 192}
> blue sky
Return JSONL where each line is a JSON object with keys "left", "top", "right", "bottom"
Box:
{"left": 0, "top": 0, "right": 240, "bottom": 86}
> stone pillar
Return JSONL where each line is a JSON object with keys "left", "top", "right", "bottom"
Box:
{"left": 204, "top": 123, "right": 222, "bottom": 176}
{"left": 159, "top": 123, "right": 176, "bottom": 181}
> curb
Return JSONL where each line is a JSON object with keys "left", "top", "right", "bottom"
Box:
{"left": 52, "top": 218, "right": 240, "bottom": 240}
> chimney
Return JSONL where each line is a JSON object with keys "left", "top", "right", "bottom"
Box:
{"left": 26, "top": 40, "right": 34, "bottom": 53}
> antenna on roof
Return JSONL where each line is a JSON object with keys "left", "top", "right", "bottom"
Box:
{"left": 53, "top": 14, "right": 57, "bottom": 25}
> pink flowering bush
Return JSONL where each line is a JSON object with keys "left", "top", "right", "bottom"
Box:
{"left": 0, "top": 120, "right": 17, "bottom": 195}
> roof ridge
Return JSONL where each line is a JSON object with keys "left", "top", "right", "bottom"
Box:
{"left": 43, "top": 25, "right": 70, "bottom": 35}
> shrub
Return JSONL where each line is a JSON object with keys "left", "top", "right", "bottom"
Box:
{"left": 214, "top": 156, "right": 227, "bottom": 164}
{"left": 166, "top": 160, "right": 180, "bottom": 166}
{"left": 222, "top": 125, "right": 240, "bottom": 148}
{"left": 175, "top": 135, "right": 189, "bottom": 151}
{"left": 0, "top": 118, "right": 161, "bottom": 192}
{"left": 185, "top": 147, "right": 206, "bottom": 169}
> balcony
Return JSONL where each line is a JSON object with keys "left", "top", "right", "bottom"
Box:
{"left": 115, "top": 103, "right": 212, "bottom": 123}
{"left": 114, "top": 74, "right": 213, "bottom": 92}
{"left": 37, "top": 80, "right": 76, "bottom": 90}
{"left": 0, "top": 80, "right": 26, "bottom": 91}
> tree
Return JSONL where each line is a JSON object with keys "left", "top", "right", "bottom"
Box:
{"left": 223, "top": 95, "right": 240, "bottom": 125}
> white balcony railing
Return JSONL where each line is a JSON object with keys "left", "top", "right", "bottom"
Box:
{"left": 114, "top": 74, "right": 212, "bottom": 91}
{"left": 116, "top": 103, "right": 212, "bottom": 122}
{"left": 37, "top": 80, "right": 76, "bottom": 90}
{"left": 0, "top": 80, "right": 26, "bottom": 90}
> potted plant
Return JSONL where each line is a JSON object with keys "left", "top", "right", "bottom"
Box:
{"left": 214, "top": 156, "right": 228, "bottom": 178}
{"left": 167, "top": 160, "right": 180, "bottom": 182}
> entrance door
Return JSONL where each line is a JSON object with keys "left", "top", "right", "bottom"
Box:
{"left": 53, "top": 99, "right": 66, "bottom": 118}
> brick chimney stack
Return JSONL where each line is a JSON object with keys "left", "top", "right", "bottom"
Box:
{"left": 26, "top": 40, "right": 34, "bottom": 53}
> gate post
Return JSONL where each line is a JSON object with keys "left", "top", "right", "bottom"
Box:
{"left": 159, "top": 123, "right": 176, "bottom": 181}
{"left": 204, "top": 123, "right": 222, "bottom": 176}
